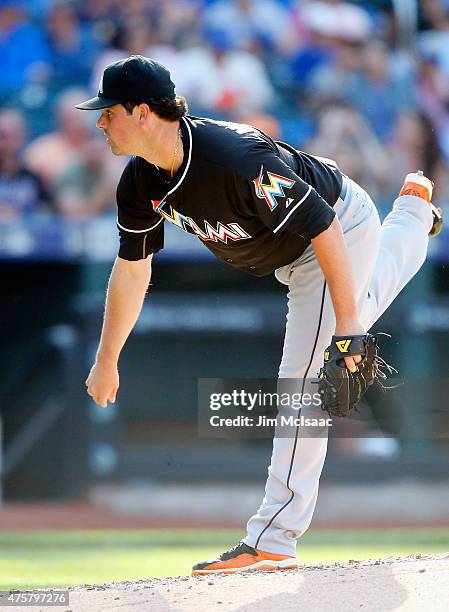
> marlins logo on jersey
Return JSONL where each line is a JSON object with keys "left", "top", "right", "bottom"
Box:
{"left": 151, "top": 199, "right": 251, "bottom": 244}
{"left": 253, "top": 164, "right": 296, "bottom": 211}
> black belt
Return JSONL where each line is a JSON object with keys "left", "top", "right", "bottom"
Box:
{"left": 339, "top": 174, "right": 349, "bottom": 201}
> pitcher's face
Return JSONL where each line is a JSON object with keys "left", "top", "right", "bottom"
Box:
{"left": 96, "top": 104, "right": 140, "bottom": 156}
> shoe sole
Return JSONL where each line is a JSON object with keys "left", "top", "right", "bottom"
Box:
{"left": 400, "top": 172, "right": 443, "bottom": 236}
{"left": 192, "top": 560, "right": 298, "bottom": 575}
{"left": 403, "top": 172, "right": 434, "bottom": 200}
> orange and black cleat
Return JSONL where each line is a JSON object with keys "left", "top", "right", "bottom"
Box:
{"left": 191, "top": 541, "right": 298, "bottom": 575}
{"left": 398, "top": 170, "right": 443, "bottom": 237}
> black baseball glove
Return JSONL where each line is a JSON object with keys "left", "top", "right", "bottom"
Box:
{"left": 318, "top": 333, "right": 389, "bottom": 418}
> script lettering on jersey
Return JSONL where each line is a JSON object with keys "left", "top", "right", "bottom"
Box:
{"left": 151, "top": 199, "right": 251, "bottom": 244}
{"left": 253, "top": 164, "right": 295, "bottom": 211}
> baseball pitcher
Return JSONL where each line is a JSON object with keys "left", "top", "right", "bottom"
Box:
{"left": 77, "top": 56, "right": 442, "bottom": 574}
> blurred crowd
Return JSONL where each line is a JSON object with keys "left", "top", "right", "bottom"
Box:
{"left": 1, "top": 0, "right": 449, "bottom": 225}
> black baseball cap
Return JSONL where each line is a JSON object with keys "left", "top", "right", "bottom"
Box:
{"left": 76, "top": 55, "right": 176, "bottom": 111}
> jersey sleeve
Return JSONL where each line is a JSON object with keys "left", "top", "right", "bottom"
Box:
{"left": 116, "top": 160, "right": 164, "bottom": 261}
{"left": 242, "top": 143, "right": 336, "bottom": 239}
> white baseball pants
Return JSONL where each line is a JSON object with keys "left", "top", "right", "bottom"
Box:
{"left": 243, "top": 177, "right": 434, "bottom": 556}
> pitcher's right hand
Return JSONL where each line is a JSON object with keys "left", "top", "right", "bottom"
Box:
{"left": 85, "top": 360, "right": 119, "bottom": 408}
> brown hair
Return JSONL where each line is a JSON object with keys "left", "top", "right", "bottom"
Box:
{"left": 122, "top": 96, "right": 188, "bottom": 121}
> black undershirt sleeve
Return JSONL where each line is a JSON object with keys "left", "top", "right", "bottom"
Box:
{"left": 116, "top": 160, "right": 164, "bottom": 261}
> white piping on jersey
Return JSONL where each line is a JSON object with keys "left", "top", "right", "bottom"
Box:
{"left": 116, "top": 117, "right": 193, "bottom": 233}
{"left": 163, "top": 116, "right": 192, "bottom": 198}
{"left": 272, "top": 185, "right": 312, "bottom": 234}
{"left": 116, "top": 216, "right": 163, "bottom": 233}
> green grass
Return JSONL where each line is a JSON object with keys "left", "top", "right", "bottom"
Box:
{"left": 1, "top": 528, "right": 448, "bottom": 589}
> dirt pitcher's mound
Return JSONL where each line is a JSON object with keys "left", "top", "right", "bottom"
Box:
{"left": 41, "top": 553, "right": 449, "bottom": 612}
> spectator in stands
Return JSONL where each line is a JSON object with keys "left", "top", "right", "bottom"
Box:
{"left": 79, "top": 0, "right": 120, "bottom": 24}
{"left": 417, "top": 58, "right": 449, "bottom": 160}
{"left": 306, "top": 103, "right": 392, "bottom": 208}
{"left": 389, "top": 110, "right": 449, "bottom": 210}
{"left": 203, "top": 0, "right": 295, "bottom": 53}
{"left": 54, "top": 136, "right": 123, "bottom": 219}
{"left": 119, "top": 0, "right": 157, "bottom": 23}
{"left": 344, "top": 40, "right": 415, "bottom": 139}
{"left": 45, "top": 1, "right": 101, "bottom": 90}
{"left": 0, "top": 0, "right": 50, "bottom": 102}
{"left": 307, "top": 38, "right": 363, "bottom": 108}
{"left": 297, "top": 0, "right": 374, "bottom": 39}
{"left": 89, "top": 15, "right": 275, "bottom": 116}
{"left": 287, "top": 8, "right": 338, "bottom": 91}
{"left": 153, "top": 0, "right": 203, "bottom": 48}
{"left": 174, "top": 30, "right": 274, "bottom": 115}
{"left": 310, "top": 35, "right": 413, "bottom": 142}
{"left": 24, "top": 88, "right": 94, "bottom": 189}
{"left": 89, "top": 21, "right": 158, "bottom": 96}
{"left": 419, "top": 0, "right": 449, "bottom": 76}
{"left": 0, "top": 109, "right": 51, "bottom": 222}
{"left": 291, "top": 0, "right": 372, "bottom": 89}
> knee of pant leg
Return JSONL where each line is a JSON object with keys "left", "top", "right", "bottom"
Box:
{"left": 393, "top": 196, "right": 433, "bottom": 233}
{"left": 390, "top": 228, "right": 429, "bottom": 276}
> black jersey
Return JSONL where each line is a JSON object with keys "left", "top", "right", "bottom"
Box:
{"left": 116, "top": 115, "right": 343, "bottom": 276}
